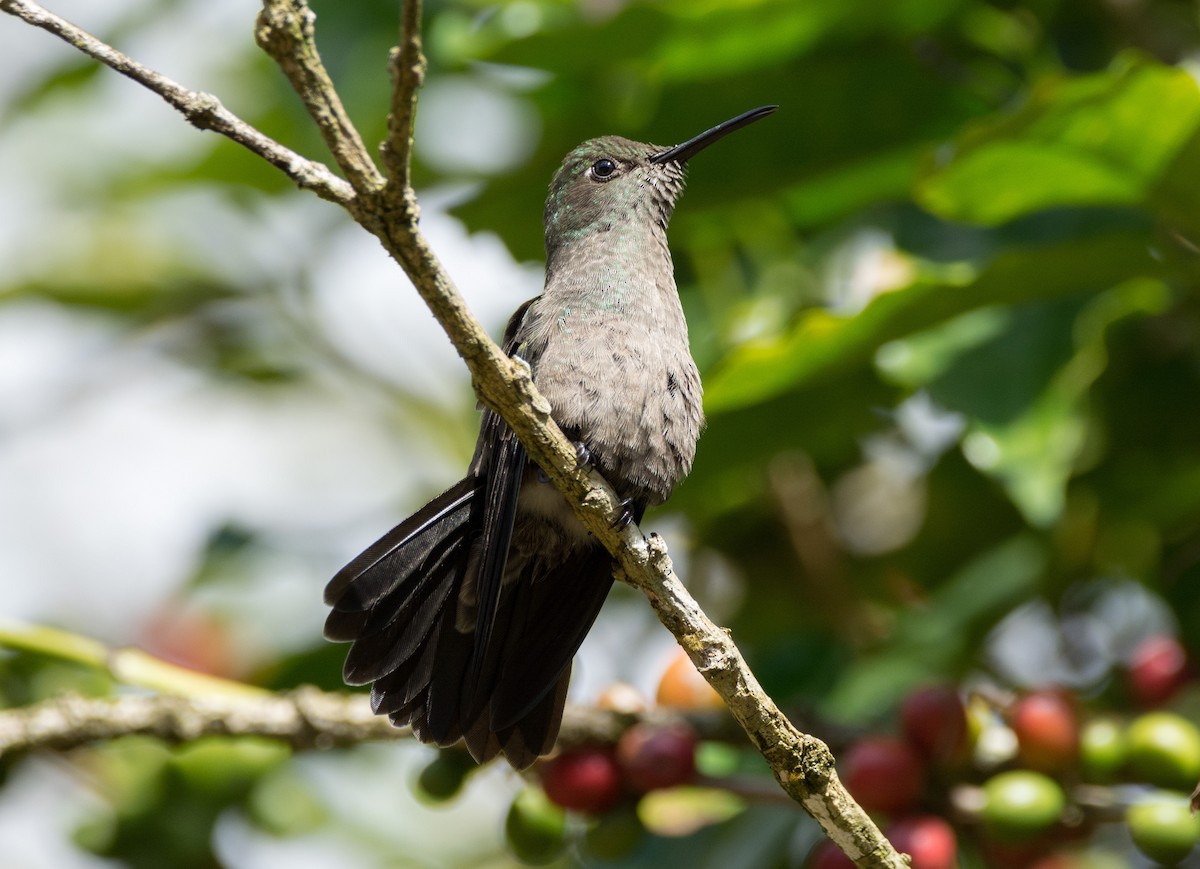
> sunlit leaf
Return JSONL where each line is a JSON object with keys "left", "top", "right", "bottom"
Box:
{"left": 958, "top": 278, "right": 1172, "bottom": 525}
{"left": 917, "top": 55, "right": 1200, "bottom": 224}
{"left": 704, "top": 230, "right": 1161, "bottom": 412}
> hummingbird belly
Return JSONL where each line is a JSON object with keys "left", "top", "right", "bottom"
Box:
{"left": 530, "top": 304, "right": 703, "bottom": 507}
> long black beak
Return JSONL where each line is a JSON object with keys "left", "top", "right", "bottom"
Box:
{"left": 649, "top": 105, "right": 777, "bottom": 165}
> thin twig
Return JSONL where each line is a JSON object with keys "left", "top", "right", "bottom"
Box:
{"left": 0, "top": 0, "right": 355, "bottom": 207}
{"left": 255, "top": 0, "right": 383, "bottom": 192}
{"left": 381, "top": 0, "right": 425, "bottom": 198}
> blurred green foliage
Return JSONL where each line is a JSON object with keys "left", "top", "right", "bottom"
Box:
{"left": 73, "top": 736, "right": 295, "bottom": 869}
{"left": 4, "top": 0, "right": 1200, "bottom": 866}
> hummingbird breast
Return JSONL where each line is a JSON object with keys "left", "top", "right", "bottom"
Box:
{"left": 519, "top": 232, "right": 704, "bottom": 508}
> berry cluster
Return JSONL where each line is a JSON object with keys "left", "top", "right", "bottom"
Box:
{"left": 503, "top": 650, "right": 718, "bottom": 862}
{"left": 410, "top": 649, "right": 718, "bottom": 863}
{"left": 812, "top": 634, "right": 1200, "bottom": 867}
{"left": 413, "top": 635, "right": 1199, "bottom": 866}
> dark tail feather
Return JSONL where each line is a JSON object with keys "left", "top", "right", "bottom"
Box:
{"left": 325, "top": 478, "right": 478, "bottom": 626}
{"left": 324, "top": 477, "right": 480, "bottom": 692}
{"left": 325, "top": 475, "right": 491, "bottom": 753}
{"left": 465, "top": 665, "right": 571, "bottom": 770}
{"left": 490, "top": 548, "right": 615, "bottom": 732}
{"left": 325, "top": 476, "right": 618, "bottom": 770}
{"left": 339, "top": 542, "right": 461, "bottom": 684}
{"left": 456, "top": 547, "right": 615, "bottom": 768}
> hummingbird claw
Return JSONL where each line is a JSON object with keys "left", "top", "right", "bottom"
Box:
{"left": 610, "top": 497, "right": 636, "bottom": 531}
{"left": 535, "top": 443, "right": 588, "bottom": 486}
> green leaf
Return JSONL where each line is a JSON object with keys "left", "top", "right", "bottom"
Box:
{"left": 704, "top": 229, "right": 1160, "bottom": 412}
{"left": 876, "top": 306, "right": 1011, "bottom": 389}
{"left": 782, "top": 148, "right": 917, "bottom": 228}
{"left": 957, "top": 278, "right": 1172, "bottom": 526}
{"left": 451, "top": 2, "right": 981, "bottom": 261}
{"left": 917, "top": 54, "right": 1200, "bottom": 224}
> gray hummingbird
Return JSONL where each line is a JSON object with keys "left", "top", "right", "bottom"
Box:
{"left": 324, "top": 105, "right": 777, "bottom": 769}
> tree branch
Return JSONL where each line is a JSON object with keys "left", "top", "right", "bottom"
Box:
{"left": 0, "top": 689, "right": 392, "bottom": 755}
{"left": 255, "top": 0, "right": 383, "bottom": 192}
{"left": 0, "top": 0, "right": 355, "bottom": 207}
{"left": 637, "top": 537, "right": 895, "bottom": 862}
{"left": 0, "top": 2, "right": 906, "bottom": 864}
{"left": 380, "top": 0, "right": 425, "bottom": 196}
{"left": 0, "top": 622, "right": 674, "bottom": 757}
{"left": 0, "top": 689, "right": 651, "bottom": 758}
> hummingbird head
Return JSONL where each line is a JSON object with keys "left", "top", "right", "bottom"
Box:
{"left": 543, "top": 106, "right": 777, "bottom": 256}
{"left": 544, "top": 136, "right": 683, "bottom": 250}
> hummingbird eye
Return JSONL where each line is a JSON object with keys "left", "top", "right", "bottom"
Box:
{"left": 590, "top": 158, "right": 617, "bottom": 180}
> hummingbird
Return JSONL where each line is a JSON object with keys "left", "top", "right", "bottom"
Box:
{"left": 324, "top": 105, "right": 777, "bottom": 769}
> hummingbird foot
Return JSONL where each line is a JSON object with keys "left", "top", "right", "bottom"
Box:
{"left": 535, "top": 441, "right": 591, "bottom": 485}
{"left": 610, "top": 497, "right": 636, "bottom": 531}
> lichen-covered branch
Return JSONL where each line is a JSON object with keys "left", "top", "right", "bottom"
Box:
{"left": 0, "top": 623, "right": 674, "bottom": 758}
{"left": 0, "top": 0, "right": 354, "bottom": 207}
{"left": 0, "top": 2, "right": 906, "bottom": 864}
{"left": 255, "top": 0, "right": 383, "bottom": 192}
{"left": 380, "top": 0, "right": 426, "bottom": 195}
{"left": 0, "top": 690, "right": 394, "bottom": 755}
{"left": 637, "top": 537, "right": 901, "bottom": 865}
{"left": 0, "top": 689, "right": 652, "bottom": 759}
